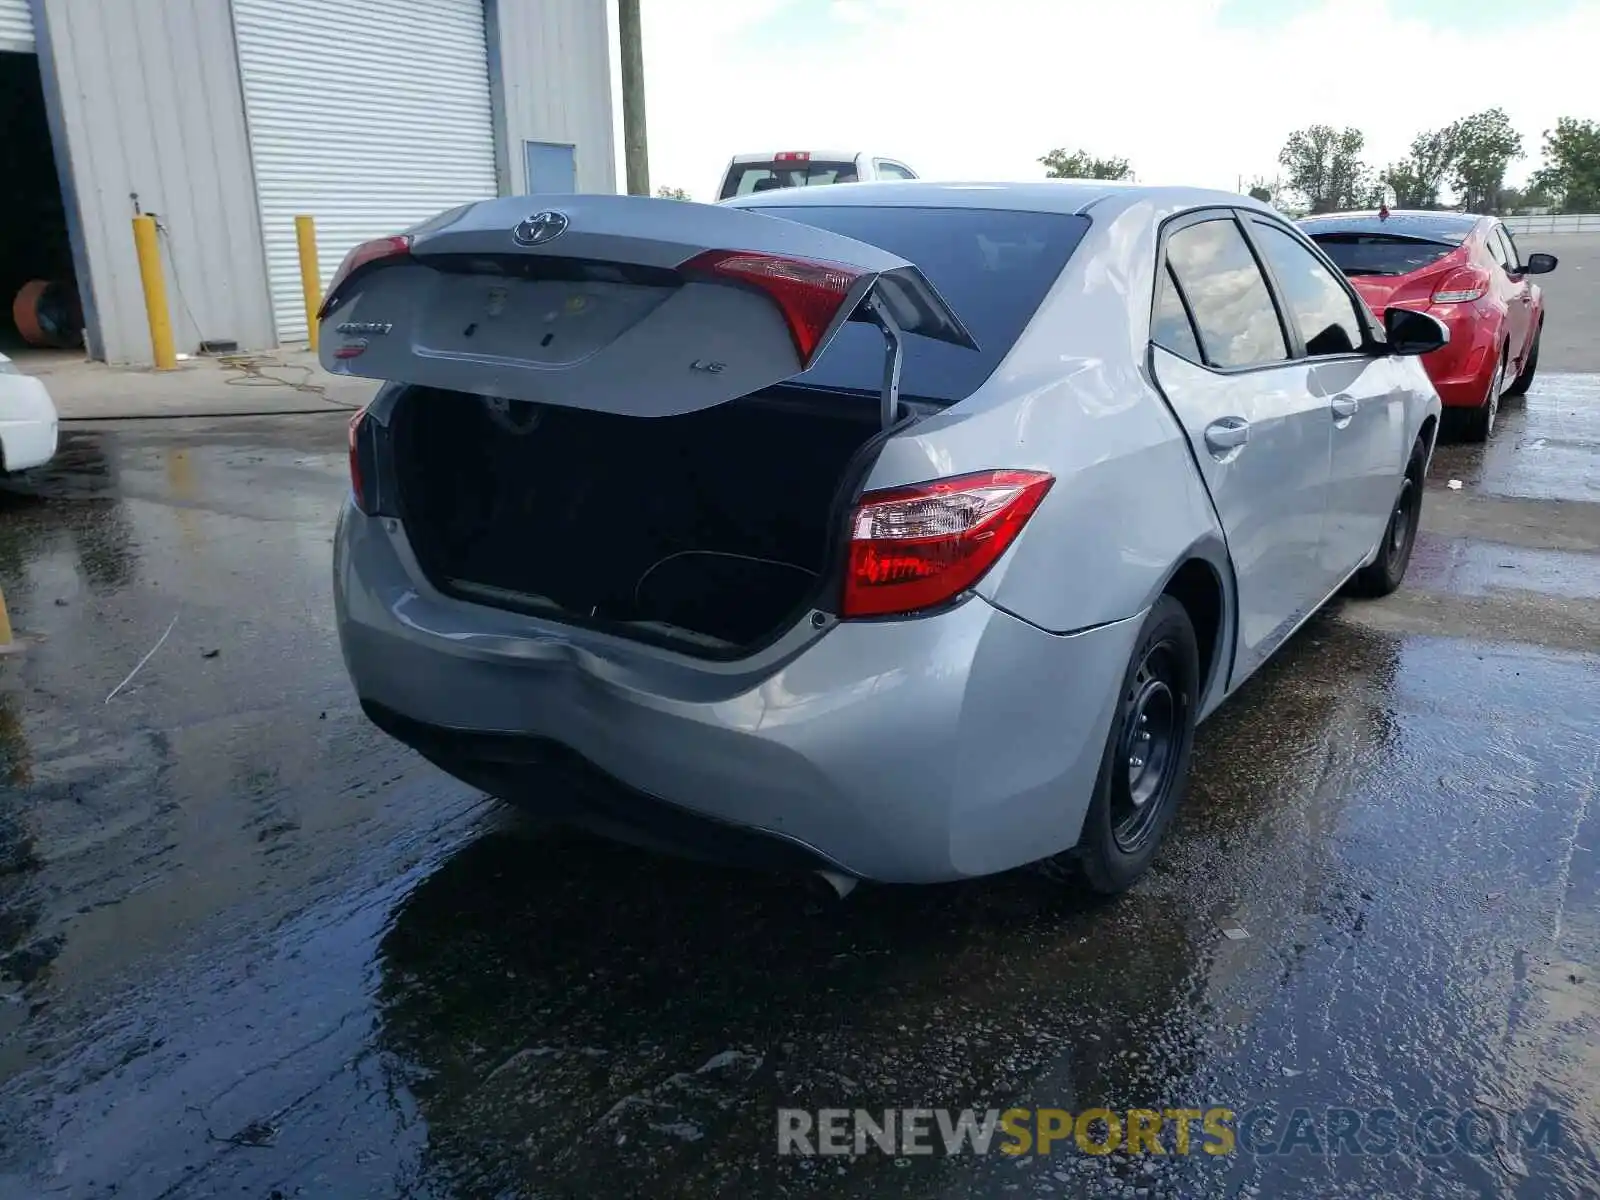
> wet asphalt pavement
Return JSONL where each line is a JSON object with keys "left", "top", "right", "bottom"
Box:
{"left": 0, "top": 367, "right": 1595, "bottom": 1197}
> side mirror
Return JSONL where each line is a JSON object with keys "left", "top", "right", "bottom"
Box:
{"left": 1382, "top": 307, "right": 1450, "bottom": 356}
{"left": 1519, "top": 252, "right": 1558, "bottom": 275}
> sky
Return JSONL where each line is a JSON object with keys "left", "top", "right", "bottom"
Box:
{"left": 620, "top": 0, "right": 1600, "bottom": 200}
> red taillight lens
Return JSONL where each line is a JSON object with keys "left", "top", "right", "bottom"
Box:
{"left": 682, "top": 250, "right": 864, "bottom": 367}
{"left": 317, "top": 234, "right": 414, "bottom": 321}
{"left": 348, "top": 408, "right": 369, "bottom": 513}
{"left": 841, "top": 470, "right": 1055, "bottom": 619}
{"left": 774, "top": 151, "right": 812, "bottom": 162}
{"left": 1431, "top": 267, "right": 1489, "bottom": 305}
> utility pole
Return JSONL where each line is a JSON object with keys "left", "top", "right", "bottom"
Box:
{"left": 618, "top": 0, "right": 650, "bottom": 196}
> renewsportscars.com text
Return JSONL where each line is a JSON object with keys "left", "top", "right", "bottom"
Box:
{"left": 777, "top": 1106, "right": 1565, "bottom": 1159}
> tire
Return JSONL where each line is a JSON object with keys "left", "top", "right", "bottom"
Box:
{"left": 1066, "top": 595, "right": 1199, "bottom": 896}
{"left": 1502, "top": 321, "right": 1541, "bottom": 398}
{"left": 1350, "top": 437, "right": 1426, "bottom": 598}
{"left": 1459, "top": 350, "right": 1505, "bottom": 444}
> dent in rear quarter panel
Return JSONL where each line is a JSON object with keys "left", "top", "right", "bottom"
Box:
{"left": 864, "top": 195, "right": 1224, "bottom": 635}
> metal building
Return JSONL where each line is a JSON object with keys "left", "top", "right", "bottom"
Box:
{"left": 0, "top": 0, "right": 617, "bottom": 365}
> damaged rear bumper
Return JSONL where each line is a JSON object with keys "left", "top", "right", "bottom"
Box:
{"left": 335, "top": 501, "right": 1143, "bottom": 883}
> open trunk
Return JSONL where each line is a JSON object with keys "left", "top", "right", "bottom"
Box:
{"left": 390, "top": 385, "right": 889, "bottom": 653}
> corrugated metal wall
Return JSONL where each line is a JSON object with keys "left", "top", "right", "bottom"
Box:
{"left": 494, "top": 0, "right": 617, "bottom": 196}
{"left": 36, "top": 0, "right": 273, "bottom": 365}
{"left": 0, "top": 0, "right": 33, "bottom": 52}
{"left": 233, "top": 0, "right": 499, "bottom": 344}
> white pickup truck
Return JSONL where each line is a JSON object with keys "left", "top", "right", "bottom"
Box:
{"left": 715, "top": 151, "right": 918, "bottom": 201}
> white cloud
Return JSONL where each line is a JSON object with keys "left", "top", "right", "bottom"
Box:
{"left": 628, "top": 0, "right": 1600, "bottom": 200}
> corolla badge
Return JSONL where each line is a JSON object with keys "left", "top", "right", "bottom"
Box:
{"left": 513, "top": 210, "right": 570, "bottom": 247}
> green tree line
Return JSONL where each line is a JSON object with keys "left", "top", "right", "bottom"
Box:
{"left": 1040, "top": 113, "right": 1599, "bottom": 215}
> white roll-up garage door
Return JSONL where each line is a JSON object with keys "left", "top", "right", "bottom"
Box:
{"left": 0, "top": 0, "right": 35, "bottom": 53}
{"left": 233, "top": 0, "right": 499, "bottom": 343}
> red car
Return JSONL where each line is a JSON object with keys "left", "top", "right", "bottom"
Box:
{"left": 1298, "top": 209, "right": 1557, "bottom": 441}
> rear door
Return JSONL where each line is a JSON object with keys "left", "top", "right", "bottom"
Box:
{"left": 1245, "top": 214, "right": 1408, "bottom": 585}
{"left": 1148, "top": 210, "right": 1333, "bottom": 685}
{"left": 317, "top": 193, "right": 976, "bottom": 416}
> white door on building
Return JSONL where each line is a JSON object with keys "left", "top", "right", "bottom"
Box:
{"left": 0, "top": 0, "right": 33, "bottom": 53}
{"left": 232, "top": 0, "right": 500, "bottom": 344}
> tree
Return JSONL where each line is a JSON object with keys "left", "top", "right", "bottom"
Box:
{"left": 1530, "top": 117, "right": 1600, "bottom": 213}
{"left": 1245, "top": 176, "right": 1277, "bottom": 204}
{"left": 655, "top": 185, "right": 692, "bottom": 200}
{"left": 1498, "top": 182, "right": 1553, "bottom": 214}
{"left": 1040, "top": 148, "right": 1132, "bottom": 180}
{"left": 1277, "top": 125, "right": 1373, "bottom": 213}
{"left": 1449, "top": 108, "right": 1523, "bottom": 214}
{"left": 1380, "top": 127, "right": 1457, "bottom": 209}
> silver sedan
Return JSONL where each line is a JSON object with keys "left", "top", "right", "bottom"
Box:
{"left": 322, "top": 180, "right": 1444, "bottom": 895}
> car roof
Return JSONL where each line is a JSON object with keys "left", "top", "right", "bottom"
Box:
{"left": 723, "top": 179, "right": 1272, "bottom": 218}
{"left": 1298, "top": 209, "right": 1484, "bottom": 243}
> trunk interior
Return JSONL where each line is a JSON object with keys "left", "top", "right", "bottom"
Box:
{"left": 390, "top": 386, "right": 889, "bottom": 653}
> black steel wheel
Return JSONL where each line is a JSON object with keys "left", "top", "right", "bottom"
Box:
{"left": 1068, "top": 594, "right": 1199, "bottom": 896}
{"left": 1351, "top": 436, "right": 1426, "bottom": 598}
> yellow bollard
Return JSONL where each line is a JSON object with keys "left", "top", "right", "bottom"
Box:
{"left": 132, "top": 215, "right": 177, "bottom": 370}
{"left": 0, "top": 585, "right": 18, "bottom": 655}
{"left": 295, "top": 215, "right": 322, "bottom": 353}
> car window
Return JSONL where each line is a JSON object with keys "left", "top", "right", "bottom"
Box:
{"left": 1163, "top": 218, "right": 1288, "bottom": 369}
{"left": 1251, "top": 220, "right": 1366, "bottom": 357}
{"left": 757, "top": 206, "right": 1092, "bottom": 403}
{"left": 875, "top": 161, "right": 916, "bottom": 180}
{"left": 1305, "top": 233, "right": 1456, "bottom": 278}
{"left": 1152, "top": 263, "right": 1202, "bottom": 362}
{"left": 718, "top": 161, "right": 860, "bottom": 199}
{"left": 1486, "top": 227, "right": 1513, "bottom": 271}
{"left": 1495, "top": 226, "right": 1523, "bottom": 271}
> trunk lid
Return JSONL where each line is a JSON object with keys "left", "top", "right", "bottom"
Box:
{"left": 317, "top": 194, "right": 976, "bottom": 418}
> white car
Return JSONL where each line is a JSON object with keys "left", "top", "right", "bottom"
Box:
{"left": 716, "top": 151, "right": 917, "bottom": 200}
{"left": 0, "top": 354, "right": 58, "bottom": 473}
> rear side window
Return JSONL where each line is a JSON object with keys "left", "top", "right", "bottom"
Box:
{"left": 1164, "top": 218, "right": 1288, "bottom": 369}
{"left": 1152, "top": 264, "right": 1202, "bottom": 362}
{"left": 1499, "top": 225, "right": 1524, "bottom": 269}
{"left": 760, "top": 206, "right": 1092, "bottom": 403}
{"left": 1251, "top": 221, "right": 1366, "bottom": 357}
{"left": 719, "top": 161, "right": 859, "bottom": 199}
{"left": 875, "top": 161, "right": 917, "bottom": 180}
{"left": 1489, "top": 227, "right": 1517, "bottom": 271}
{"left": 1306, "top": 233, "right": 1456, "bottom": 277}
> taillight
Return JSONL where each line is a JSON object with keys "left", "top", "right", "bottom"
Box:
{"left": 841, "top": 470, "right": 1054, "bottom": 619}
{"left": 317, "top": 234, "right": 414, "bottom": 321}
{"left": 348, "top": 408, "right": 370, "bottom": 513}
{"left": 774, "top": 151, "right": 812, "bottom": 162}
{"left": 682, "top": 250, "right": 864, "bottom": 367}
{"left": 1431, "top": 267, "right": 1489, "bottom": 305}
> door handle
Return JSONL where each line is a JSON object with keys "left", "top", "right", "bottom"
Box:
{"left": 1204, "top": 416, "right": 1250, "bottom": 456}
{"left": 1331, "top": 394, "right": 1359, "bottom": 423}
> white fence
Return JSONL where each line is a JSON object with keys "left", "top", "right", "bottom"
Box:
{"left": 1502, "top": 213, "right": 1600, "bottom": 234}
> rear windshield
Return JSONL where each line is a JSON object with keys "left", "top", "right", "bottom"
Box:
{"left": 1308, "top": 233, "right": 1456, "bottom": 278}
{"left": 719, "top": 161, "right": 858, "bottom": 200}
{"left": 760, "top": 206, "right": 1092, "bottom": 403}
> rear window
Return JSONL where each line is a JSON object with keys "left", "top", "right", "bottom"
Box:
{"left": 1308, "top": 233, "right": 1456, "bottom": 278}
{"left": 719, "top": 161, "right": 859, "bottom": 200}
{"left": 760, "top": 206, "right": 1092, "bottom": 404}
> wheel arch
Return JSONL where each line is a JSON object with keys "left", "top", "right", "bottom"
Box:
{"left": 1144, "top": 535, "right": 1235, "bottom": 718}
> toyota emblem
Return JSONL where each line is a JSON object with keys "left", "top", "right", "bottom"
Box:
{"left": 513, "top": 210, "right": 570, "bottom": 247}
